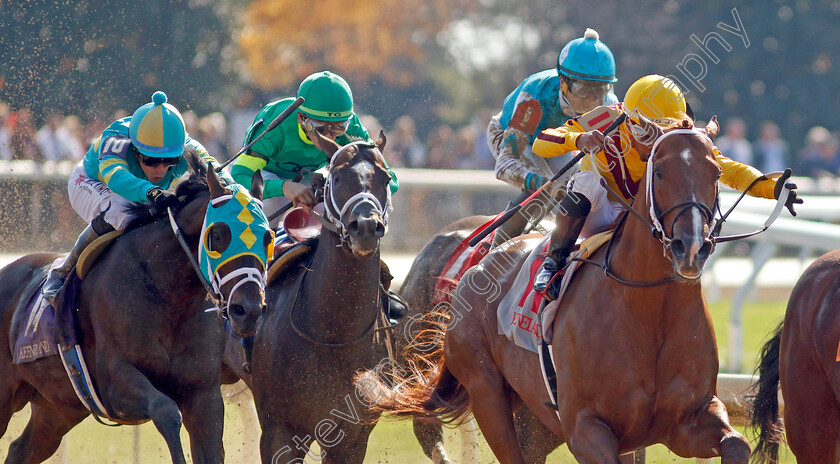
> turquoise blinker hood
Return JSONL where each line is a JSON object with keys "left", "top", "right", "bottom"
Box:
{"left": 199, "top": 183, "right": 273, "bottom": 299}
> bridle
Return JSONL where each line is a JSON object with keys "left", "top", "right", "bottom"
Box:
{"left": 575, "top": 129, "right": 718, "bottom": 286}
{"left": 645, "top": 129, "right": 717, "bottom": 251}
{"left": 320, "top": 141, "right": 392, "bottom": 247}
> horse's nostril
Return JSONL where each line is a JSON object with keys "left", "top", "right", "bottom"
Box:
{"left": 374, "top": 222, "right": 385, "bottom": 238}
{"left": 670, "top": 239, "right": 686, "bottom": 258}
{"left": 698, "top": 240, "right": 714, "bottom": 260}
{"left": 230, "top": 304, "right": 246, "bottom": 318}
{"left": 347, "top": 220, "right": 359, "bottom": 233}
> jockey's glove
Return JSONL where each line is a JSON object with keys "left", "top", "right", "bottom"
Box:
{"left": 773, "top": 168, "right": 803, "bottom": 216}
{"left": 147, "top": 187, "right": 179, "bottom": 211}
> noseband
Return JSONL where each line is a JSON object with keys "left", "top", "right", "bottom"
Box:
{"left": 322, "top": 141, "right": 392, "bottom": 245}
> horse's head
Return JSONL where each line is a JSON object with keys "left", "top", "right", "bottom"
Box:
{"left": 314, "top": 131, "right": 392, "bottom": 257}
{"left": 198, "top": 167, "right": 273, "bottom": 337}
{"left": 630, "top": 115, "right": 720, "bottom": 279}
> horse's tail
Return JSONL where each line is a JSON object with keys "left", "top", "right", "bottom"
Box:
{"left": 748, "top": 321, "right": 784, "bottom": 464}
{"left": 355, "top": 310, "right": 471, "bottom": 425}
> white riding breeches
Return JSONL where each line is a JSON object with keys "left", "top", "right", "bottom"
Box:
{"left": 564, "top": 169, "right": 625, "bottom": 239}
{"left": 67, "top": 162, "right": 135, "bottom": 230}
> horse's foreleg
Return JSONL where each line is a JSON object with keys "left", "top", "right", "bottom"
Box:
{"left": 105, "top": 365, "right": 187, "bottom": 464}
{"left": 5, "top": 399, "right": 85, "bottom": 464}
{"left": 259, "top": 422, "right": 312, "bottom": 464}
{"left": 178, "top": 387, "right": 224, "bottom": 464}
{"left": 413, "top": 419, "right": 451, "bottom": 464}
{"left": 564, "top": 410, "right": 623, "bottom": 464}
{"left": 664, "top": 396, "right": 750, "bottom": 463}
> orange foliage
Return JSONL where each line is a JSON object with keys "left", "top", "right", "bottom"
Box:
{"left": 238, "top": 0, "right": 470, "bottom": 89}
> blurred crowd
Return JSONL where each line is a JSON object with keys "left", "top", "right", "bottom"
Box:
{"left": 3, "top": 98, "right": 840, "bottom": 180}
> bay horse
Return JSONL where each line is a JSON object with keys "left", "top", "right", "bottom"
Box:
{"left": 750, "top": 249, "right": 840, "bottom": 463}
{"left": 223, "top": 134, "right": 394, "bottom": 463}
{"left": 0, "top": 154, "right": 271, "bottom": 464}
{"left": 398, "top": 213, "right": 643, "bottom": 463}
{"left": 367, "top": 116, "right": 752, "bottom": 463}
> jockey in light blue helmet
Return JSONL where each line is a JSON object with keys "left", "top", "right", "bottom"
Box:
{"left": 556, "top": 28, "right": 617, "bottom": 117}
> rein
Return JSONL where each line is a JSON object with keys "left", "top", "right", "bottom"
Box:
{"left": 287, "top": 253, "right": 380, "bottom": 347}
{"left": 574, "top": 128, "right": 793, "bottom": 286}
{"left": 168, "top": 206, "right": 267, "bottom": 320}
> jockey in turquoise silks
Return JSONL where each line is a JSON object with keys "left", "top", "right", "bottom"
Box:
{"left": 42, "top": 91, "right": 232, "bottom": 307}
{"left": 486, "top": 28, "right": 620, "bottom": 241}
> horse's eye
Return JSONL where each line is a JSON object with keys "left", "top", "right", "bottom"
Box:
{"left": 207, "top": 223, "right": 231, "bottom": 253}
{"left": 263, "top": 229, "right": 273, "bottom": 251}
{"left": 654, "top": 166, "right": 664, "bottom": 180}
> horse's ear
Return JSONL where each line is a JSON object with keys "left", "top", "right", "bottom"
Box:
{"left": 705, "top": 115, "right": 720, "bottom": 142}
{"left": 375, "top": 130, "right": 387, "bottom": 153}
{"left": 311, "top": 129, "right": 342, "bottom": 158}
{"left": 633, "top": 113, "right": 665, "bottom": 146}
{"left": 628, "top": 113, "right": 665, "bottom": 161}
{"left": 207, "top": 163, "right": 227, "bottom": 199}
{"left": 250, "top": 169, "right": 264, "bottom": 201}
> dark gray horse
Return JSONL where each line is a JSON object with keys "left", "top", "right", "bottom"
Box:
{"left": 224, "top": 135, "right": 394, "bottom": 463}
{"left": 0, "top": 157, "right": 269, "bottom": 464}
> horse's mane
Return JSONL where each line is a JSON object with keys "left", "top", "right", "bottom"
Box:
{"left": 123, "top": 147, "right": 210, "bottom": 230}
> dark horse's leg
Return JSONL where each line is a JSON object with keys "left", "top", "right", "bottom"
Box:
{"left": 515, "top": 407, "right": 562, "bottom": 463}
{"left": 105, "top": 363, "right": 188, "bottom": 464}
{"left": 664, "top": 396, "right": 750, "bottom": 463}
{"left": 413, "top": 421, "right": 450, "bottom": 464}
{"left": 259, "top": 421, "right": 312, "bottom": 464}
{"left": 177, "top": 386, "right": 225, "bottom": 464}
{"left": 5, "top": 397, "right": 86, "bottom": 464}
{"left": 320, "top": 426, "right": 375, "bottom": 464}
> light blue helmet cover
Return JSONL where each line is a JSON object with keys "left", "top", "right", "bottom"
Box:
{"left": 556, "top": 28, "right": 617, "bottom": 83}
{"left": 199, "top": 183, "right": 273, "bottom": 288}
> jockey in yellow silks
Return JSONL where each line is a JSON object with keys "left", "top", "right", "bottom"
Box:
{"left": 530, "top": 74, "right": 801, "bottom": 299}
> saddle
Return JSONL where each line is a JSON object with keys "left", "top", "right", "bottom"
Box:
{"left": 76, "top": 230, "right": 123, "bottom": 279}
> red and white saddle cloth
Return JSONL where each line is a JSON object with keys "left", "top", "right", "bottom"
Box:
{"left": 433, "top": 222, "right": 499, "bottom": 304}
{"left": 497, "top": 231, "right": 613, "bottom": 354}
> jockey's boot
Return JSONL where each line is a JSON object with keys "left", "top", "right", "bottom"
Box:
{"left": 42, "top": 223, "right": 101, "bottom": 308}
{"left": 533, "top": 215, "right": 587, "bottom": 300}
{"left": 380, "top": 259, "right": 407, "bottom": 324}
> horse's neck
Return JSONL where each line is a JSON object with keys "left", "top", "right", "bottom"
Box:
{"left": 302, "top": 231, "right": 380, "bottom": 330}
{"left": 136, "top": 215, "right": 207, "bottom": 317}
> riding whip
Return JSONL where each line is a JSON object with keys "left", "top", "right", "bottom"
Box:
{"left": 468, "top": 112, "right": 628, "bottom": 246}
{"left": 215, "top": 96, "right": 305, "bottom": 172}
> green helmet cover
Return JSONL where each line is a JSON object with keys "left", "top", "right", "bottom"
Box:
{"left": 297, "top": 71, "right": 353, "bottom": 121}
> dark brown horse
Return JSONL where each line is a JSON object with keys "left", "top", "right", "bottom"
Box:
{"left": 0, "top": 157, "right": 270, "bottom": 464}
{"left": 367, "top": 117, "right": 752, "bottom": 463}
{"left": 223, "top": 136, "right": 394, "bottom": 463}
{"left": 750, "top": 249, "right": 840, "bottom": 463}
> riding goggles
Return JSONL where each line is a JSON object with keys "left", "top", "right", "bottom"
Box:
{"left": 567, "top": 79, "right": 612, "bottom": 100}
{"left": 302, "top": 116, "right": 350, "bottom": 137}
{"left": 139, "top": 153, "right": 181, "bottom": 167}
